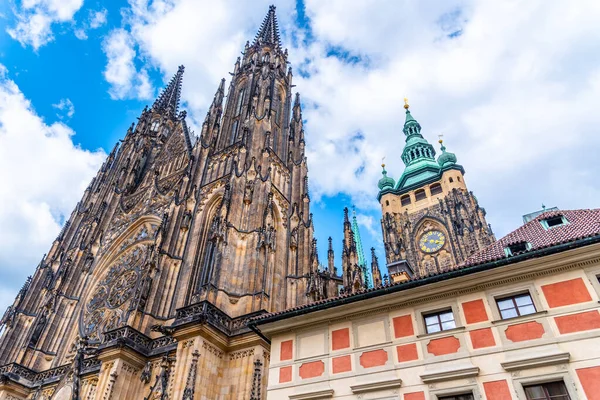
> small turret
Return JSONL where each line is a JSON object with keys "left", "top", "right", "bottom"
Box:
{"left": 378, "top": 163, "right": 395, "bottom": 190}
{"left": 437, "top": 139, "right": 457, "bottom": 167}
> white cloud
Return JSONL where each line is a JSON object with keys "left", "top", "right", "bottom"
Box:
{"left": 103, "top": 0, "right": 600, "bottom": 241}
{"left": 52, "top": 98, "right": 75, "bottom": 119}
{"left": 74, "top": 8, "right": 108, "bottom": 40}
{"left": 0, "top": 64, "right": 105, "bottom": 313}
{"left": 7, "top": 0, "right": 84, "bottom": 49}
{"left": 102, "top": 28, "right": 153, "bottom": 100}
{"left": 89, "top": 8, "right": 107, "bottom": 29}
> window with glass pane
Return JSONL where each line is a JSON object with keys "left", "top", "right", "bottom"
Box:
{"left": 524, "top": 381, "right": 570, "bottom": 400}
{"left": 496, "top": 293, "right": 536, "bottom": 319}
{"left": 424, "top": 310, "right": 456, "bottom": 334}
{"left": 438, "top": 394, "right": 474, "bottom": 400}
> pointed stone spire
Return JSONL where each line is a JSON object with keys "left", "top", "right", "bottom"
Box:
{"left": 253, "top": 5, "right": 281, "bottom": 48}
{"left": 153, "top": 65, "right": 185, "bottom": 117}
{"left": 213, "top": 78, "right": 226, "bottom": 107}
{"left": 370, "top": 248, "right": 382, "bottom": 288}
{"left": 327, "top": 236, "right": 334, "bottom": 272}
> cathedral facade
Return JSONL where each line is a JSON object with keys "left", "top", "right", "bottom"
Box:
{"left": 0, "top": 6, "right": 341, "bottom": 400}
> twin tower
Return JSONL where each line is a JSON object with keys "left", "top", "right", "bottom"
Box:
{"left": 0, "top": 6, "right": 495, "bottom": 400}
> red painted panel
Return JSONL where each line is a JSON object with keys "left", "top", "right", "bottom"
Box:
{"left": 393, "top": 315, "right": 414, "bottom": 338}
{"left": 555, "top": 310, "right": 600, "bottom": 334}
{"left": 483, "top": 380, "right": 512, "bottom": 400}
{"left": 299, "top": 360, "right": 324, "bottom": 379}
{"left": 505, "top": 321, "right": 544, "bottom": 342}
{"left": 332, "top": 328, "right": 350, "bottom": 350}
{"left": 426, "top": 336, "right": 460, "bottom": 356}
{"left": 396, "top": 343, "right": 419, "bottom": 362}
{"left": 280, "top": 340, "right": 293, "bottom": 361}
{"left": 404, "top": 392, "right": 426, "bottom": 400}
{"left": 279, "top": 366, "right": 292, "bottom": 383}
{"left": 577, "top": 366, "right": 600, "bottom": 400}
{"left": 332, "top": 355, "right": 352, "bottom": 374}
{"left": 470, "top": 328, "right": 496, "bottom": 349}
{"left": 542, "top": 278, "right": 592, "bottom": 308}
{"left": 359, "top": 349, "right": 388, "bottom": 368}
{"left": 462, "top": 299, "right": 489, "bottom": 324}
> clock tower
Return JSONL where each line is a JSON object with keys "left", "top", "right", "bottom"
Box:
{"left": 378, "top": 101, "right": 495, "bottom": 281}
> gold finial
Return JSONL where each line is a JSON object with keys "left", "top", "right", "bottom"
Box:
{"left": 381, "top": 156, "right": 386, "bottom": 169}
{"left": 403, "top": 97, "right": 409, "bottom": 110}
{"left": 438, "top": 134, "right": 444, "bottom": 144}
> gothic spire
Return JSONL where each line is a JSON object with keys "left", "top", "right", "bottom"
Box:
{"left": 253, "top": 5, "right": 281, "bottom": 48}
{"left": 153, "top": 65, "right": 185, "bottom": 116}
{"left": 370, "top": 248, "right": 382, "bottom": 288}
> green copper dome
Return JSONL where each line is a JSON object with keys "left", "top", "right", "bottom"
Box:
{"left": 378, "top": 165, "right": 395, "bottom": 190}
{"left": 437, "top": 142, "right": 457, "bottom": 167}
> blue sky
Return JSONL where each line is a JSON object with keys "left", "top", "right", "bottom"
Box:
{"left": 1, "top": 0, "right": 600, "bottom": 313}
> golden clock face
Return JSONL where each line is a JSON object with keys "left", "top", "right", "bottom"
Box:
{"left": 419, "top": 230, "right": 445, "bottom": 253}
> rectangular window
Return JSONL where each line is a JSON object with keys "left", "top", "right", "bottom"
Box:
{"left": 524, "top": 381, "right": 570, "bottom": 400}
{"left": 401, "top": 195, "right": 411, "bottom": 206}
{"left": 496, "top": 293, "right": 536, "bottom": 319}
{"left": 439, "top": 395, "right": 474, "bottom": 400}
{"left": 415, "top": 189, "right": 427, "bottom": 202}
{"left": 424, "top": 310, "right": 456, "bottom": 334}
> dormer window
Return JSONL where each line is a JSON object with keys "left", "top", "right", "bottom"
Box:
{"left": 504, "top": 241, "right": 532, "bottom": 257}
{"left": 540, "top": 215, "right": 568, "bottom": 230}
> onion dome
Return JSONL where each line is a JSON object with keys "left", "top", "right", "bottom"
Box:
{"left": 378, "top": 164, "right": 395, "bottom": 190}
{"left": 437, "top": 140, "right": 457, "bottom": 167}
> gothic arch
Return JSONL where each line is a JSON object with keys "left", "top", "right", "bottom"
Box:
{"left": 78, "top": 216, "right": 160, "bottom": 342}
{"left": 189, "top": 192, "right": 224, "bottom": 299}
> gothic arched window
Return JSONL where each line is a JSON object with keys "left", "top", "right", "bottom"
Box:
{"left": 235, "top": 88, "right": 245, "bottom": 116}
{"left": 230, "top": 121, "right": 239, "bottom": 145}
{"left": 150, "top": 120, "right": 160, "bottom": 132}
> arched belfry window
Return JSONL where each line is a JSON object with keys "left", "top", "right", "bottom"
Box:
{"left": 263, "top": 53, "right": 270, "bottom": 63}
{"left": 150, "top": 120, "right": 160, "bottom": 132}
{"left": 430, "top": 183, "right": 443, "bottom": 195}
{"left": 415, "top": 189, "right": 427, "bottom": 202}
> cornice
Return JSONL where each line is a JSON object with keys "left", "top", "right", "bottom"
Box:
{"left": 257, "top": 245, "right": 600, "bottom": 334}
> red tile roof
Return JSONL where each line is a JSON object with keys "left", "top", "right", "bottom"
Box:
{"left": 460, "top": 209, "right": 600, "bottom": 267}
{"left": 252, "top": 208, "right": 600, "bottom": 324}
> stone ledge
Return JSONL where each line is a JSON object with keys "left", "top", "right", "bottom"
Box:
{"left": 350, "top": 378, "right": 403, "bottom": 394}
{"left": 420, "top": 365, "right": 479, "bottom": 383}
{"left": 500, "top": 351, "right": 570, "bottom": 371}
{"left": 288, "top": 388, "right": 334, "bottom": 399}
